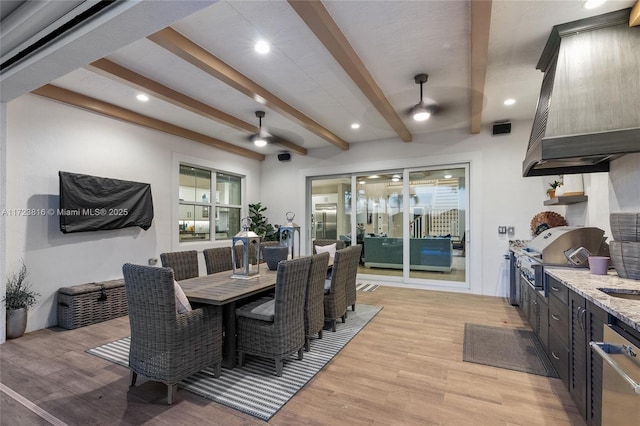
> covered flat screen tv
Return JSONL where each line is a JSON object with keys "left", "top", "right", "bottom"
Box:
{"left": 59, "top": 171, "right": 154, "bottom": 233}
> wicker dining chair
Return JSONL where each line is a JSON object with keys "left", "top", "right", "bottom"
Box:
{"left": 160, "top": 250, "right": 199, "bottom": 281}
{"left": 122, "top": 263, "right": 222, "bottom": 404}
{"left": 304, "top": 252, "right": 330, "bottom": 351}
{"left": 203, "top": 247, "right": 234, "bottom": 274}
{"left": 324, "top": 248, "right": 351, "bottom": 332}
{"left": 312, "top": 239, "right": 346, "bottom": 254}
{"left": 345, "top": 244, "right": 362, "bottom": 312}
{"left": 235, "top": 256, "right": 312, "bottom": 376}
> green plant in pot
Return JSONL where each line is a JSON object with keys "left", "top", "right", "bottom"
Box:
{"left": 248, "top": 202, "right": 279, "bottom": 241}
{"left": 3, "top": 261, "right": 39, "bottom": 339}
{"left": 547, "top": 180, "right": 562, "bottom": 198}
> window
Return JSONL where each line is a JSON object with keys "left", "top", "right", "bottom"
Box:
{"left": 179, "top": 165, "right": 242, "bottom": 242}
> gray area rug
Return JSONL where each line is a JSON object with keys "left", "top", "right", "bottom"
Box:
{"left": 463, "top": 323, "right": 559, "bottom": 378}
{"left": 87, "top": 304, "right": 382, "bottom": 421}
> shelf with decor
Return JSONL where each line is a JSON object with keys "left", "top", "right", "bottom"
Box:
{"left": 544, "top": 195, "right": 588, "bottom": 206}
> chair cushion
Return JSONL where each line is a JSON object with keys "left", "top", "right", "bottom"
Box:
{"left": 174, "top": 280, "right": 192, "bottom": 314}
{"left": 315, "top": 243, "right": 337, "bottom": 257}
{"left": 324, "top": 278, "right": 331, "bottom": 294}
{"left": 236, "top": 297, "right": 275, "bottom": 322}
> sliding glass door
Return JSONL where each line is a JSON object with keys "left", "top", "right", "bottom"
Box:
{"left": 308, "top": 164, "right": 468, "bottom": 287}
{"left": 407, "top": 167, "right": 466, "bottom": 282}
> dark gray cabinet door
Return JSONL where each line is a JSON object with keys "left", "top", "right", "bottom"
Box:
{"left": 570, "top": 290, "right": 587, "bottom": 419}
{"left": 586, "top": 300, "right": 606, "bottom": 426}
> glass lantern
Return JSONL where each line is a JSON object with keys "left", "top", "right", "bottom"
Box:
{"left": 279, "top": 211, "right": 301, "bottom": 259}
{"left": 231, "top": 217, "right": 261, "bottom": 279}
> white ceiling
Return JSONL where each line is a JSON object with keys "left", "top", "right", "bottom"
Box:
{"left": 1, "top": 0, "right": 636, "bottom": 157}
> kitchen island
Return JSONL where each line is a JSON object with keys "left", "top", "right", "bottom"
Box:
{"left": 541, "top": 266, "right": 640, "bottom": 425}
{"left": 545, "top": 267, "right": 640, "bottom": 332}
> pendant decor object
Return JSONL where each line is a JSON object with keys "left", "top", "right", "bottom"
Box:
{"left": 231, "top": 217, "right": 261, "bottom": 279}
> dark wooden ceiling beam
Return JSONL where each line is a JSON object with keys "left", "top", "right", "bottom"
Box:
{"left": 86, "top": 58, "right": 307, "bottom": 155}
{"left": 470, "top": 0, "right": 492, "bottom": 134}
{"left": 31, "top": 84, "right": 266, "bottom": 161}
{"left": 148, "top": 27, "right": 349, "bottom": 150}
{"left": 288, "top": 0, "right": 412, "bottom": 143}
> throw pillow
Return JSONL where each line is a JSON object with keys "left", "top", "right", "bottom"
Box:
{"left": 315, "top": 243, "right": 337, "bottom": 257}
{"left": 174, "top": 280, "right": 192, "bottom": 314}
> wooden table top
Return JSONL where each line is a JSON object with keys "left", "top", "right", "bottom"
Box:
{"left": 179, "top": 268, "right": 277, "bottom": 305}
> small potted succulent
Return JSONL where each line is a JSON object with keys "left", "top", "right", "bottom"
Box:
{"left": 547, "top": 180, "right": 562, "bottom": 199}
{"left": 3, "top": 261, "right": 39, "bottom": 339}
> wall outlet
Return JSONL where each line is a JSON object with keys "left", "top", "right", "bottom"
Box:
{"left": 148, "top": 258, "right": 158, "bottom": 266}
{"left": 498, "top": 226, "right": 507, "bottom": 234}
{"left": 507, "top": 226, "right": 515, "bottom": 236}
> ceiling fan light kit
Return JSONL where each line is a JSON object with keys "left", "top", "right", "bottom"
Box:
{"left": 252, "top": 110, "right": 268, "bottom": 147}
{"left": 412, "top": 73, "right": 431, "bottom": 121}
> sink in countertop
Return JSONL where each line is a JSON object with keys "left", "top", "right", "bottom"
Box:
{"left": 597, "top": 288, "right": 640, "bottom": 301}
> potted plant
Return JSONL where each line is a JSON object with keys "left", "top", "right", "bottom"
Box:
{"left": 547, "top": 180, "right": 562, "bottom": 199}
{"left": 3, "top": 261, "right": 39, "bottom": 339}
{"left": 248, "top": 202, "right": 279, "bottom": 241}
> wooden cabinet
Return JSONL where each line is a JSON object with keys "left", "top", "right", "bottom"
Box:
{"left": 547, "top": 275, "right": 570, "bottom": 389}
{"left": 570, "top": 291, "right": 587, "bottom": 419}
{"left": 517, "top": 274, "right": 549, "bottom": 350}
{"left": 566, "top": 284, "right": 607, "bottom": 424}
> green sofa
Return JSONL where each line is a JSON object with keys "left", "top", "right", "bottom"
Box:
{"left": 363, "top": 237, "right": 452, "bottom": 272}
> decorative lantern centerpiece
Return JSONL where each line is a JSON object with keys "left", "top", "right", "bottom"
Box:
{"left": 279, "top": 211, "right": 301, "bottom": 259}
{"left": 231, "top": 217, "right": 261, "bottom": 279}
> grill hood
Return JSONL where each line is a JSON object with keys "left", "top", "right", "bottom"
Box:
{"left": 523, "top": 8, "right": 640, "bottom": 177}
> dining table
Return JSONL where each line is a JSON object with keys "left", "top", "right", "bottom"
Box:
{"left": 179, "top": 268, "right": 277, "bottom": 368}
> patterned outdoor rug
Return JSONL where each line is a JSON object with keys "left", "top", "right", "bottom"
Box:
{"left": 463, "top": 323, "right": 558, "bottom": 378}
{"left": 356, "top": 283, "right": 379, "bottom": 292}
{"left": 87, "top": 304, "right": 382, "bottom": 421}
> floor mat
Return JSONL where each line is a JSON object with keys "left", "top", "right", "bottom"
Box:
{"left": 463, "top": 323, "right": 558, "bottom": 378}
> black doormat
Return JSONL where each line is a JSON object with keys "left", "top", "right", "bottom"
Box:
{"left": 463, "top": 323, "right": 559, "bottom": 378}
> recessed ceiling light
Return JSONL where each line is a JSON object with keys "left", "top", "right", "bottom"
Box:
{"left": 254, "top": 95, "right": 266, "bottom": 104}
{"left": 359, "top": 180, "right": 366, "bottom": 185}
{"left": 351, "top": 123, "right": 360, "bottom": 129}
{"left": 369, "top": 175, "right": 379, "bottom": 179}
{"left": 254, "top": 40, "right": 270, "bottom": 54}
{"left": 444, "top": 174, "right": 452, "bottom": 179}
{"left": 136, "top": 94, "right": 149, "bottom": 102}
{"left": 584, "top": 0, "right": 606, "bottom": 9}
{"left": 503, "top": 98, "right": 516, "bottom": 106}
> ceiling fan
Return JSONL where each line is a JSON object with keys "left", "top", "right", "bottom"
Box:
{"left": 408, "top": 73, "right": 441, "bottom": 121}
{"left": 248, "top": 110, "right": 271, "bottom": 147}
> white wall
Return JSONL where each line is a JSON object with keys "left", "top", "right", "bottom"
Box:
{"left": 5, "top": 94, "right": 262, "bottom": 334}
{"left": 260, "top": 120, "right": 549, "bottom": 297}
{"left": 1, "top": 102, "right": 7, "bottom": 342}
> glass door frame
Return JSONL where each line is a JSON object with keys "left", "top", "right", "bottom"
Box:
{"left": 306, "top": 162, "right": 470, "bottom": 290}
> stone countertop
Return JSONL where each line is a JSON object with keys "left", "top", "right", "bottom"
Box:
{"left": 545, "top": 267, "right": 640, "bottom": 333}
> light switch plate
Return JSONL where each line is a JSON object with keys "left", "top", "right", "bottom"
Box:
{"left": 498, "top": 226, "right": 507, "bottom": 234}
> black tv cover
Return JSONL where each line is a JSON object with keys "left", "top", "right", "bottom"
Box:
{"left": 59, "top": 171, "right": 154, "bottom": 233}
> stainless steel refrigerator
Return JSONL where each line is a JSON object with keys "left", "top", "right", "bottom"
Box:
{"left": 314, "top": 203, "right": 337, "bottom": 240}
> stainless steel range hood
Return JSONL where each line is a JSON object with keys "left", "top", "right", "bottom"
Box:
{"left": 523, "top": 8, "right": 640, "bottom": 177}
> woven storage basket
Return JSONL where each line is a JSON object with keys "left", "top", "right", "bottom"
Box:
{"left": 609, "top": 241, "right": 640, "bottom": 280}
{"left": 610, "top": 213, "right": 640, "bottom": 242}
{"left": 57, "top": 279, "right": 127, "bottom": 329}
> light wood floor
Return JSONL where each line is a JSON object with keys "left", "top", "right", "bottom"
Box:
{"left": 0, "top": 287, "right": 585, "bottom": 426}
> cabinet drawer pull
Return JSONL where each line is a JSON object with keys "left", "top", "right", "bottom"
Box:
{"left": 551, "top": 314, "right": 560, "bottom": 321}
{"left": 551, "top": 351, "right": 560, "bottom": 360}
{"left": 551, "top": 286, "right": 560, "bottom": 292}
